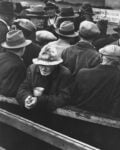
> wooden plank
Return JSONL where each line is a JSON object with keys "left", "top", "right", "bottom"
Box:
{"left": 0, "top": 94, "right": 120, "bottom": 129}
{"left": 55, "top": 107, "right": 120, "bottom": 129}
{"left": 0, "top": 108, "right": 99, "bottom": 150}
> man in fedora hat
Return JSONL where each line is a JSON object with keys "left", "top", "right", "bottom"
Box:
{"left": 17, "top": 44, "right": 71, "bottom": 112}
{"left": 13, "top": 18, "right": 41, "bottom": 68}
{"left": 71, "top": 45, "right": 120, "bottom": 116}
{"left": 0, "top": 30, "right": 32, "bottom": 97}
{"left": 62, "top": 20, "right": 101, "bottom": 76}
{"left": 55, "top": 7, "right": 79, "bottom": 30}
{"left": 46, "top": 21, "right": 79, "bottom": 57}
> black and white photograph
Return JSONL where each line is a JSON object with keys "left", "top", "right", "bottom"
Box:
{"left": 0, "top": 0, "right": 120, "bottom": 149}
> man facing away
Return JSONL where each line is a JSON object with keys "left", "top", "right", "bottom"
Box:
{"left": 71, "top": 45, "right": 120, "bottom": 116}
{"left": 0, "top": 30, "right": 31, "bottom": 97}
{"left": 62, "top": 20, "right": 101, "bottom": 76}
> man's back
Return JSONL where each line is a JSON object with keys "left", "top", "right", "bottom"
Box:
{"left": 0, "top": 52, "right": 26, "bottom": 97}
{"left": 72, "top": 64, "right": 120, "bottom": 115}
{"left": 62, "top": 40, "right": 101, "bottom": 75}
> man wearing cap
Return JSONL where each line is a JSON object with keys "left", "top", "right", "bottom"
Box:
{"left": 71, "top": 45, "right": 120, "bottom": 116}
{"left": 13, "top": 18, "right": 41, "bottom": 68}
{"left": 46, "top": 21, "right": 79, "bottom": 57}
{"left": 36, "top": 30, "right": 57, "bottom": 48}
{"left": 17, "top": 44, "right": 71, "bottom": 112}
{"left": 62, "top": 20, "right": 101, "bottom": 76}
{"left": 0, "top": 30, "right": 32, "bottom": 97}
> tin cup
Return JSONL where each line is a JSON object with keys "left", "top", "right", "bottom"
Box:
{"left": 33, "top": 87, "right": 44, "bottom": 97}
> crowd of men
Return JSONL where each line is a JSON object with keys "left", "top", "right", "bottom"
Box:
{"left": 0, "top": 1, "right": 120, "bottom": 118}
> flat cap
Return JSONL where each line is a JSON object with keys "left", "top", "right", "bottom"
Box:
{"left": 99, "top": 45, "right": 120, "bottom": 59}
{"left": 79, "top": 20, "right": 100, "bottom": 38}
{"left": 36, "top": 30, "right": 57, "bottom": 42}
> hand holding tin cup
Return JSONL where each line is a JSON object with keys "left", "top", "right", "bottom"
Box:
{"left": 33, "top": 87, "right": 44, "bottom": 97}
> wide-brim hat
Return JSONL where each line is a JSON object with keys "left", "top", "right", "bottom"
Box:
{"left": 33, "top": 44, "right": 63, "bottom": 66}
{"left": 33, "top": 57, "right": 63, "bottom": 66}
{"left": 2, "top": 39, "right": 31, "bottom": 49}
{"left": 1, "top": 30, "right": 32, "bottom": 49}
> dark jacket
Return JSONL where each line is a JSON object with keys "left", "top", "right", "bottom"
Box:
{"left": 71, "top": 64, "right": 120, "bottom": 116}
{"left": 23, "top": 42, "right": 41, "bottom": 68}
{"left": 62, "top": 40, "right": 101, "bottom": 75}
{"left": 0, "top": 52, "right": 26, "bottom": 97}
{"left": 17, "top": 64, "right": 72, "bottom": 111}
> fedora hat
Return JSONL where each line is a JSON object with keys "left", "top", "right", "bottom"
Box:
{"left": 1, "top": 30, "right": 32, "bottom": 49}
{"left": 33, "top": 45, "right": 63, "bottom": 66}
{"left": 56, "top": 21, "right": 79, "bottom": 37}
{"left": 59, "top": 7, "right": 78, "bottom": 18}
{"left": 79, "top": 20, "right": 100, "bottom": 39}
{"left": 26, "top": 5, "right": 45, "bottom": 15}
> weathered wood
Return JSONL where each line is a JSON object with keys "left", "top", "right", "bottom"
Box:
{"left": 55, "top": 107, "right": 120, "bottom": 129}
{"left": 0, "top": 108, "right": 99, "bottom": 150}
{"left": 0, "top": 94, "right": 120, "bottom": 129}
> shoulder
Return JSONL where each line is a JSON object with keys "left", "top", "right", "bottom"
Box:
{"left": 59, "top": 65, "right": 71, "bottom": 75}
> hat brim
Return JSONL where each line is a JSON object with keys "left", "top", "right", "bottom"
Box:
{"left": 59, "top": 13, "right": 79, "bottom": 19}
{"left": 56, "top": 29, "right": 79, "bottom": 38}
{"left": 32, "top": 58, "right": 63, "bottom": 66}
{"left": 1, "top": 39, "right": 32, "bottom": 49}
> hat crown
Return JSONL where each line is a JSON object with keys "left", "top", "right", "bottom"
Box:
{"left": 6, "top": 30, "right": 26, "bottom": 47}
{"left": 39, "top": 45, "right": 59, "bottom": 62}
{"left": 27, "top": 5, "right": 45, "bottom": 13}
{"left": 60, "top": 21, "right": 74, "bottom": 32}
{"left": 7, "top": 30, "right": 23, "bottom": 41}
{"left": 36, "top": 30, "right": 57, "bottom": 42}
{"left": 60, "top": 7, "right": 74, "bottom": 17}
{"left": 14, "top": 19, "right": 36, "bottom": 31}
{"left": 99, "top": 45, "right": 120, "bottom": 57}
{"left": 79, "top": 20, "right": 100, "bottom": 38}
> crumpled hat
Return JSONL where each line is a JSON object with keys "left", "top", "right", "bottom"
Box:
{"left": 79, "top": 20, "right": 100, "bottom": 38}
{"left": 99, "top": 45, "right": 120, "bottom": 60}
{"left": 36, "top": 30, "right": 57, "bottom": 42}
{"left": 33, "top": 44, "right": 63, "bottom": 66}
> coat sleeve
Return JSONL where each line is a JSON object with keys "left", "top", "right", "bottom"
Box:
{"left": 16, "top": 66, "right": 33, "bottom": 107}
{"left": 36, "top": 70, "right": 72, "bottom": 112}
{"left": 0, "top": 65, "right": 26, "bottom": 97}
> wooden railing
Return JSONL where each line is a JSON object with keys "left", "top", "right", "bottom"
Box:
{"left": 0, "top": 108, "right": 99, "bottom": 150}
{"left": 0, "top": 95, "right": 120, "bottom": 129}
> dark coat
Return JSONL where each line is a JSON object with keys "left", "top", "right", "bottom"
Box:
{"left": 23, "top": 42, "right": 41, "bottom": 68}
{"left": 62, "top": 40, "right": 101, "bottom": 75}
{"left": 0, "top": 52, "right": 26, "bottom": 97}
{"left": 71, "top": 64, "right": 120, "bottom": 116}
{"left": 17, "top": 64, "right": 72, "bottom": 111}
